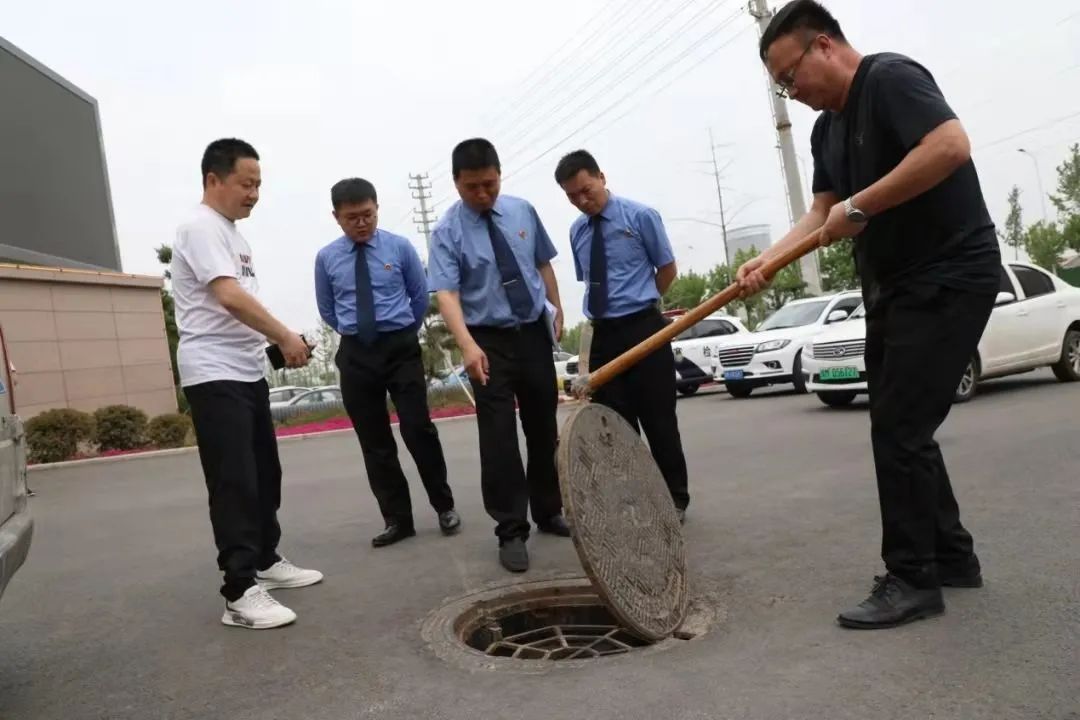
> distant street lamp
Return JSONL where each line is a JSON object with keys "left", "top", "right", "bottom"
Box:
{"left": 1018, "top": 148, "right": 1049, "bottom": 223}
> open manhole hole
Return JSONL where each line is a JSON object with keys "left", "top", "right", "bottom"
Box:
{"left": 462, "top": 594, "right": 651, "bottom": 661}
{"left": 422, "top": 577, "right": 717, "bottom": 671}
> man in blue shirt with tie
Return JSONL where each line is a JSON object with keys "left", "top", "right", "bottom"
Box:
{"left": 555, "top": 150, "right": 690, "bottom": 523}
{"left": 315, "top": 178, "right": 459, "bottom": 548}
{"left": 428, "top": 138, "right": 569, "bottom": 573}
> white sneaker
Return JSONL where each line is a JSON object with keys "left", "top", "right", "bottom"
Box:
{"left": 221, "top": 585, "right": 297, "bottom": 630}
{"left": 256, "top": 557, "right": 324, "bottom": 590}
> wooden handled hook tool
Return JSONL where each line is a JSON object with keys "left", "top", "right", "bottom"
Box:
{"left": 574, "top": 228, "right": 824, "bottom": 395}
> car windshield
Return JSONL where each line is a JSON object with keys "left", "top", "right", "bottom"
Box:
{"left": 757, "top": 300, "right": 830, "bottom": 331}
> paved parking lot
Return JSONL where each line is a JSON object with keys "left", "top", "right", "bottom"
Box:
{"left": 1, "top": 371, "right": 1077, "bottom": 720}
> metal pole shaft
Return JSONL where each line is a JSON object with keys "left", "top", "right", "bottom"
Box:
{"left": 749, "top": 0, "right": 822, "bottom": 296}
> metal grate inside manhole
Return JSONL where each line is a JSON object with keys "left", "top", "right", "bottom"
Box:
{"left": 465, "top": 603, "right": 651, "bottom": 660}
{"left": 423, "top": 578, "right": 715, "bottom": 670}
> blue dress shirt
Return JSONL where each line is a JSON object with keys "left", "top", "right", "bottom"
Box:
{"left": 314, "top": 229, "right": 429, "bottom": 335}
{"left": 427, "top": 195, "right": 558, "bottom": 328}
{"left": 569, "top": 194, "right": 676, "bottom": 320}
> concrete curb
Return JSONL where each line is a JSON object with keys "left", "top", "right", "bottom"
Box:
{"left": 27, "top": 410, "right": 487, "bottom": 472}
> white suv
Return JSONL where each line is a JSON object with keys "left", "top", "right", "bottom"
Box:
{"left": 712, "top": 290, "right": 864, "bottom": 398}
{"left": 802, "top": 262, "right": 1080, "bottom": 406}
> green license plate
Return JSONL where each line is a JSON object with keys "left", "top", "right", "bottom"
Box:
{"left": 819, "top": 366, "right": 859, "bottom": 381}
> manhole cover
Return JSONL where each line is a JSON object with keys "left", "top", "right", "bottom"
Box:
{"left": 556, "top": 403, "right": 689, "bottom": 641}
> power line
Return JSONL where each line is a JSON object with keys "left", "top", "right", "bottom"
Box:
{"left": 499, "top": 0, "right": 731, "bottom": 161}
{"left": 484, "top": 0, "right": 668, "bottom": 143}
{"left": 568, "top": 21, "right": 757, "bottom": 152}
{"left": 496, "top": 0, "right": 712, "bottom": 154}
{"left": 423, "top": 9, "right": 750, "bottom": 211}
{"left": 422, "top": 0, "right": 659, "bottom": 178}
{"left": 504, "top": 12, "right": 751, "bottom": 183}
{"left": 974, "top": 109, "right": 1080, "bottom": 152}
{"left": 475, "top": 0, "right": 625, "bottom": 128}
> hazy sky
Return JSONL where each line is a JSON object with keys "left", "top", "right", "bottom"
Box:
{"left": 3, "top": 1, "right": 1078, "bottom": 331}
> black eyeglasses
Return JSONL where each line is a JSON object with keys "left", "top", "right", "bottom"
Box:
{"left": 774, "top": 35, "right": 820, "bottom": 99}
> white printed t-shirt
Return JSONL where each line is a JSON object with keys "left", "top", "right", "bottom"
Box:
{"left": 171, "top": 204, "right": 266, "bottom": 387}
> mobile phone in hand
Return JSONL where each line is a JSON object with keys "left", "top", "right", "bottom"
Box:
{"left": 265, "top": 334, "right": 314, "bottom": 370}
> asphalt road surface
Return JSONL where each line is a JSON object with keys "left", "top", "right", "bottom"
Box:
{"left": 2, "top": 371, "right": 1077, "bottom": 720}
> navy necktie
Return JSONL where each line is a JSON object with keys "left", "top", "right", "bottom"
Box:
{"left": 588, "top": 214, "right": 608, "bottom": 318}
{"left": 483, "top": 211, "right": 535, "bottom": 321}
{"left": 354, "top": 243, "right": 377, "bottom": 344}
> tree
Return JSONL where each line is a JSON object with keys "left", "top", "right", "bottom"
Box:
{"left": 728, "top": 248, "right": 770, "bottom": 328}
{"left": 419, "top": 295, "right": 458, "bottom": 379}
{"left": 1062, "top": 213, "right": 1080, "bottom": 254}
{"left": 1001, "top": 186, "right": 1024, "bottom": 256}
{"left": 561, "top": 320, "right": 588, "bottom": 355}
{"left": 310, "top": 321, "right": 340, "bottom": 385}
{"left": 818, "top": 239, "right": 859, "bottom": 292}
{"left": 1023, "top": 221, "right": 1066, "bottom": 272}
{"left": 661, "top": 270, "right": 707, "bottom": 311}
{"left": 156, "top": 244, "right": 180, "bottom": 385}
{"left": 1050, "top": 143, "right": 1080, "bottom": 218}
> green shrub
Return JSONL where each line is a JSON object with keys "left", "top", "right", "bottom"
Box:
{"left": 147, "top": 413, "right": 192, "bottom": 449}
{"left": 93, "top": 405, "right": 149, "bottom": 451}
{"left": 25, "top": 408, "right": 94, "bottom": 464}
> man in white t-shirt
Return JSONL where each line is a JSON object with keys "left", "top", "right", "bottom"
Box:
{"left": 172, "top": 138, "right": 322, "bottom": 630}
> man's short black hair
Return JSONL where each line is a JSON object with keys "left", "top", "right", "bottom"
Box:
{"left": 452, "top": 138, "right": 501, "bottom": 179}
{"left": 201, "top": 138, "right": 259, "bottom": 188}
{"left": 554, "top": 150, "right": 602, "bottom": 185}
{"left": 331, "top": 178, "right": 378, "bottom": 211}
{"left": 758, "top": 0, "right": 846, "bottom": 62}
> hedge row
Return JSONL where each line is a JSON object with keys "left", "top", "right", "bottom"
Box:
{"left": 24, "top": 405, "right": 193, "bottom": 464}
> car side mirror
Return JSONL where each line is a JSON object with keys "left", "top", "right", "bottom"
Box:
{"left": 826, "top": 310, "right": 850, "bottom": 323}
{"left": 995, "top": 291, "right": 1016, "bottom": 306}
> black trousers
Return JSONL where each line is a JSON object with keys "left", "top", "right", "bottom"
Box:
{"left": 185, "top": 379, "right": 282, "bottom": 602}
{"left": 865, "top": 285, "right": 995, "bottom": 589}
{"left": 468, "top": 319, "right": 562, "bottom": 541}
{"left": 336, "top": 330, "right": 454, "bottom": 527}
{"left": 589, "top": 306, "right": 690, "bottom": 510}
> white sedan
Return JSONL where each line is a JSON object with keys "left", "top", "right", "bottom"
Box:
{"left": 801, "top": 262, "right": 1080, "bottom": 407}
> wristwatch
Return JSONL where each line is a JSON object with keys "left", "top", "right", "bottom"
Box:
{"left": 844, "top": 197, "right": 868, "bottom": 224}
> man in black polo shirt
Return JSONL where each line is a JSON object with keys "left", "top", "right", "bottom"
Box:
{"left": 741, "top": 0, "right": 1000, "bottom": 629}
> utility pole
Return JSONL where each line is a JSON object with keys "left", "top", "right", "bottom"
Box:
{"left": 708, "top": 128, "right": 732, "bottom": 269}
{"left": 409, "top": 173, "right": 437, "bottom": 246}
{"left": 748, "top": 0, "right": 822, "bottom": 296}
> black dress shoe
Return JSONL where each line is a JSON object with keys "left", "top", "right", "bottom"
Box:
{"left": 838, "top": 574, "right": 945, "bottom": 629}
{"left": 438, "top": 509, "right": 462, "bottom": 535}
{"left": 939, "top": 563, "right": 983, "bottom": 588}
{"left": 537, "top": 515, "right": 571, "bottom": 537}
{"left": 499, "top": 538, "right": 529, "bottom": 573}
{"left": 372, "top": 522, "right": 416, "bottom": 548}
